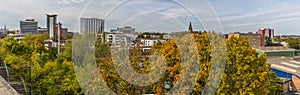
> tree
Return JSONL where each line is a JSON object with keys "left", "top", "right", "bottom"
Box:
{"left": 0, "top": 32, "right": 284, "bottom": 94}
{"left": 265, "top": 37, "right": 273, "bottom": 46}
{"left": 93, "top": 32, "right": 283, "bottom": 95}
{"left": 287, "top": 37, "right": 300, "bottom": 49}
{"left": 0, "top": 34, "right": 83, "bottom": 94}
{"left": 216, "top": 37, "right": 283, "bottom": 95}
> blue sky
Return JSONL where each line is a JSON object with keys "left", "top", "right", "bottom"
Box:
{"left": 0, "top": 0, "right": 300, "bottom": 35}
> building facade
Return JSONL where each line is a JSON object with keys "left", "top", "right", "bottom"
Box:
{"left": 139, "top": 39, "right": 167, "bottom": 51}
{"left": 138, "top": 32, "right": 170, "bottom": 52}
{"left": 106, "top": 32, "right": 122, "bottom": 48}
{"left": 106, "top": 27, "right": 137, "bottom": 49}
{"left": 111, "top": 26, "right": 135, "bottom": 34}
{"left": 80, "top": 17, "right": 104, "bottom": 34}
{"left": 38, "top": 27, "right": 48, "bottom": 34}
{"left": 228, "top": 32, "right": 262, "bottom": 47}
{"left": 46, "top": 14, "right": 57, "bottom": 39}
{"left": 20, "top": 19, "right": 38, "bottom": 34}
{"left": 258, "top": 28, "right": 274, "bottom": 46}
{"left": 54, "top": 23, "right": 68, "bottom": 40}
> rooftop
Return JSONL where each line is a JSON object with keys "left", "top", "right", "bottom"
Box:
{"left": 254, "top": 46, "right": 296, "bottom": 52}
{"left": 267, "top": 56, "right": 300, "bottom": 78}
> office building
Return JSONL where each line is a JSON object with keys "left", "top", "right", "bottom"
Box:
{"left": 80, "top": 17, "right": 104, "bottom": 34}
{"left": 20, "top": 19, "right": 38, "bottom": 34}
{"left": 46, "top": 14, "right": 57, "bottom": 39}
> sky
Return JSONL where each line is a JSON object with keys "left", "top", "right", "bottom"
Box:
{"left": 0, "top": 0, "right": 300, "bottom": 35}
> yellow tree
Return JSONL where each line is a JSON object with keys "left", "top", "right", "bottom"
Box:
{"left": 216, "top": 37, "right": 283, "bottom": 95}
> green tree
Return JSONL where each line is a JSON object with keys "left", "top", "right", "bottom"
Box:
{"left": 287, "top": 37, "right": 300, "bottom": 49}
{"left": 0, "top": 34, "right": 83, "bottom": 94}
{"left": 265, "top": 37, "right": 273, "bottom": 46}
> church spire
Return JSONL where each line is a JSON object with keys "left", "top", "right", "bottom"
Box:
{"left": 188, "top": 21, "right": 193, "bottom": 32}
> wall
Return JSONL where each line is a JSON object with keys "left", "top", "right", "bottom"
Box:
{"left": 292, "top": 75, "right": 300, "bottom": 91}
{"left": 265, "top": 51, "right": 294, "bottom": 57}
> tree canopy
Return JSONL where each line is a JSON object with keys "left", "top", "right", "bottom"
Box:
{"left": 0, "top": 32, "right": 283, "bottom": 95}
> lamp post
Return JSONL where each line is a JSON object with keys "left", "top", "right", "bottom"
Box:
{"left": 26, "top": 66, "right": 31, "bottom": 95}
{"left": 63, "top": 89, "right": 66, "bottom": 95}
{"left": 30, "top": 66, "right": 32, "bottom": 95}
{"left": 58, "top": 22, "right": 61, "bottom": 54}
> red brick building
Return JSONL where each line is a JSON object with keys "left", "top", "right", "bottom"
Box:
{"left": 258, "top": 28, "right": 274, "bottom": 46}
{"left": 54, "top": 23, "right": 68, "bottom": 40}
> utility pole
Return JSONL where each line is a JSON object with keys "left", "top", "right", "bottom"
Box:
{"left": 58, "top": 22, "right": 61, "bottom": 54}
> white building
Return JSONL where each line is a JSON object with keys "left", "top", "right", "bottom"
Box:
{"left": 138, "top": 33, "right": 171, "bottom": 52}
{"left": 106, "top": 32, "right": 122, "bottom": 48}
{"left": 140, "top": 39, "right": 167, "bottom": 51}
{"left": 80, "top": 17, "right": 104, "bottom": 34}
{"left": 106, "top": 27, "right": 137, "bottom": 49}
{"left": 7, "top": 34, "right": 25, "bottom": 42}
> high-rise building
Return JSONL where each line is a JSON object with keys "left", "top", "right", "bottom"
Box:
{"left": 20, "top": 19, "right": 38, "bottom": 34}
{"left": 80, "top": 17, "right": 104, "bottom": 34}
{"left": 46, "top": 14, "right": 57, "bottom": 39}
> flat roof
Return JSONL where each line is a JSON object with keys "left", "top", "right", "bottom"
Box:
{"left": 254, "top": 46, "right": 296, "bottom": 52}
{"left": 267, "top": 57, "right": 300, "bottom": 78}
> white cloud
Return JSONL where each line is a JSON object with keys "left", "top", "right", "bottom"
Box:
{"left": 273, "top": 11, "right": 300, "bottom": 19}
{"left": 0, "top": 0, "right": 300, "bottom": 35}
{"left": 211, "top": 0, "right": 300, "bottom": 34}
{"left": 227, "top": 23, "right": 256, "bottom": 27}
{"left": 58, "top": 0, "right": 85, "bottom": 5}
{"left": 263, "top": 17, "right": 300, "bottom": 25}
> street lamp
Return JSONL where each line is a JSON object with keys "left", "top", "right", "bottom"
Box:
{"left": 26, "top": 66, "right": 32, "bottom": 95}
{"left": 64, "top": 89, "right": 66, "bottom": 95}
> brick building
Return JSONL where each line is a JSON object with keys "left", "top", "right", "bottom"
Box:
{"left": 228, "top": 32, "right": 262, "bottom": 48}
{"left": 54, "top": 23, "right": 68, "bottom": 40}
{"left": 258, "top": 28, "right": 274, "bottom": 46}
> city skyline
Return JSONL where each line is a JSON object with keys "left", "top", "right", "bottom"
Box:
{"left": 0, "top": 0, "right": 300, "bottom": 35}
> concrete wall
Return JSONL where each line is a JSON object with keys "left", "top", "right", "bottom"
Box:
{"left": 0, "top": 76, "right": 20, "bottom": 94}
{"left": 292, "top": 75, "right": 300, "bottom": 91}
{"left": 265, "top": 51, "right": 294, "bottom": 57}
